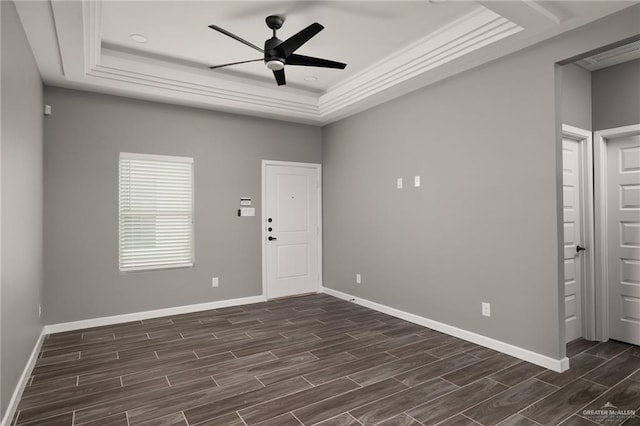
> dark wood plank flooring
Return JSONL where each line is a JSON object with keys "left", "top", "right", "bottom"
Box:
{"left": 10, "top": 294, "right": 640, "bottom": 426}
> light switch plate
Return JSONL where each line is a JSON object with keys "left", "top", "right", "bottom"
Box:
{"left": 482, "top": 302, "right": 491, "bottom": 317}
{"left": 414, "top": 176, "right": 421, "bottom": 187}
{"left": 397, "top": 178, "right": 403, "bottom": 189}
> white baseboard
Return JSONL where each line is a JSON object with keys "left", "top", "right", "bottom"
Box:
{"left": 2, "top": 289, "right": 567, "bottom": 426}
{"left": 321, "top": 287, "right": 569, "bottom": 373}
{"left": 43, "top": 295, "right": 266, "bottom": 334}
{"left": 0, "top": 328, "right": 46, "bottom": 426}
{"left": 1, "top": 294, "right": 266, "bottom": 425}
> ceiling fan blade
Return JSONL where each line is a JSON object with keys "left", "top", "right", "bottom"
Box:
{"left": 209, "top": 59, "right": 263, "bottom": 70}
{"left": 273, "top": 69, "right": 286, "bottom": 86}
{"left": 277, "top": 23, "right": 323, "bottom": 57}
{"left": 286, "top": 54, "right": 346, "bottom": 69}
{"left": 208, "top": 24, "right": 264, "bottom": 53}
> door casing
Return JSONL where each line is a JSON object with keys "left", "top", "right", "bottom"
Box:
{"left": 261, "top": 160, "right": 322, "bottom": 299}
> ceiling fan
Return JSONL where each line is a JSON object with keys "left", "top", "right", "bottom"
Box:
{"left": 208, "top": 15, "right": 347, "bottom": 86}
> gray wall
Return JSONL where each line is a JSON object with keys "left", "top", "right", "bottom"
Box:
{"left": 44, "top": 87, "right": 321, "bottom": 324}
{"left": 561, "top": 63, "right": 592, "bottom": 130}
{"left": 1, "top": 0, "right": 44, "bottom": 417}
{"left": 321, "top": 5, "right": 640, "bottom": 360}
{"left": 592, "top": 58, "right": 640, "bottom": 131}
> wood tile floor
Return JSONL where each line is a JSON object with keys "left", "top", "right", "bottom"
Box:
{"left": 11, "top": 294, "right": 640, "bottom": 426}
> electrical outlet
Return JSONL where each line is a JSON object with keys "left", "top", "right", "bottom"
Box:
{"left": 482, "top": 302, "right": 491, "bottom": 317}
{"left": 356, "top": 273, "right": 361, "bottom": 284}
{"left": 38, "top": 304, "right": 42, "bottom": 318}
{"left": 212, "top": 277, "right": 219, "bottom": 288}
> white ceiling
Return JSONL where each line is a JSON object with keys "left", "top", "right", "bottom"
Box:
{"left": 15, "top": 1, "right": 638, "bottom": 125}
{"left": 100, "top": 1, "right": 478, "bottom": 92}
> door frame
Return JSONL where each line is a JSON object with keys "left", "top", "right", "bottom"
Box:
{"left": 593, "top": 124, "right": 640, "bottom": 341}
{"left": 261, "top": 160, "right": 323, "bottom": 300}
{"left": 562, "top": 125, "right": 596, "bottom": 341}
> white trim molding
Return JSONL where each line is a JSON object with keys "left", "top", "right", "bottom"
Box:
{"left": 14, "top": 1, "right": 532, "bottom": 125}
{"left": 0, "top": 329, "right": 47, "bottom": 426}
{"left": 43, "top": 295, "right": 266, "bottom": 334}
{"left": 1, "top": 294, "right": 265, "bottom": 425}
{"left": 13, "top": 1, "right": 636, "bottom": 125}
{"left": 321, "top": 287, "right": 569, "bottom": 373}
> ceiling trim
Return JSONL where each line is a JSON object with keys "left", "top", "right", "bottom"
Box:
{"left": 318, "top": 7, "right": 522, "bottom": 117}
{"left": 522, "top": 1, "right": 564, "bottom": 25}
{"left": 576, "top": 39, "right": 640, "bottom": 71}
{"left": 83, "top": 1, "right": 323, "bottom": 123}
{"left": 16, "top": 0, "right": 635, "bottom": 125}
{"left": 72, "top": 1, "right": 521, "bottom": 124}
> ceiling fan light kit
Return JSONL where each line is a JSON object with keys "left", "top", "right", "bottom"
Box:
{"left": 208, "top": 15, "right": 346, "bottom": 86}
{"left": 266, "top": 60, "right": 285, "bottom": 71}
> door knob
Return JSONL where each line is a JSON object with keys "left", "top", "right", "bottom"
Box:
{"left": 268, "top": 236, "right": 277, "bottom": 241}
{"left": 576, "top": 245, "right": 586, "bottom": 253}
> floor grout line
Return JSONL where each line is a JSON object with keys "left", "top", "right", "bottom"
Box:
{"left": 459, "top": 413, "right": 483, "bottom": 425}
{"left": 13, "top": 299, "right": 640, "bottom": 426}
{"left": 531, "top": 376, "right": 561, "bottom": 388}
{"left": 237, "top": 410, "right": 250, "bottom": 426}
{"left": 290, "top": 411, "right": 304, "bottom": 425}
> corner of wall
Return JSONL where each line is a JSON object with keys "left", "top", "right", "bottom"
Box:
{"left": 0, "top": 1, "right": 4, "bottom": 421}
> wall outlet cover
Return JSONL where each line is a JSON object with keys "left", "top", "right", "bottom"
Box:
{"left": 356, "top": 273, "right": 361, "bottom": 284}
{"left": 396, "top": 178, "right": 403, "bottom": 189}
{"left": 212, "top": 277, "right": 219, "bottom": 288}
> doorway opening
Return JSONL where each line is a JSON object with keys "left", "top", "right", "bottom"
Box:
{"left": 559, "top": 40, "right": 640, "bottom": 357}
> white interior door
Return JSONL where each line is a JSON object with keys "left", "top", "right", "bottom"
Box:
{"left": 263, "top": 162, "right": 321, "bottom": 299}
{"left": 563, "top": 137, "right": 585, "bottom": 343}
{"left": 606, "top": 134, "right": 640, "bottom": 345}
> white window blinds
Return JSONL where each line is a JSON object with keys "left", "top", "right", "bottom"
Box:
{"left": 119, "top": 153, "right": 194, "bottom": 272}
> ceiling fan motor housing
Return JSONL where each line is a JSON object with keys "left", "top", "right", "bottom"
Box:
{"left": 264, "top": 37, "right": 285, "bottom": 70}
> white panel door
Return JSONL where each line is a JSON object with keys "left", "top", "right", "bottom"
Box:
{"left": 607, "top": 134, "right": 640, "bottom": 345}
{"left": 563, "top": 138, "right": 584, "bottom": 343}
{"left": 265, "top": 163, "right": 320, "bottom": 299}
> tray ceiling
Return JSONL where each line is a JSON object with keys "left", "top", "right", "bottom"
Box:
{"left": 15, "top": 1, "right": 637, "bottom": 125}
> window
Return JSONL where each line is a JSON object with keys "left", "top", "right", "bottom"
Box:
{"left": 119, "top": 152, "right": 194, "bottom": 272}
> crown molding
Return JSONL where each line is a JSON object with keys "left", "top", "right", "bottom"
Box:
{"left": 17, "top": 0, "right": 630, "bottom": 125}
{"left": 576, "top": 39, "right": 640, "bottom": 71}
{"left": 318, "top": 7, "right": 521, "bottom": 117}
{"left": 28, "top": 0, "right": 524, "bottom": 125}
